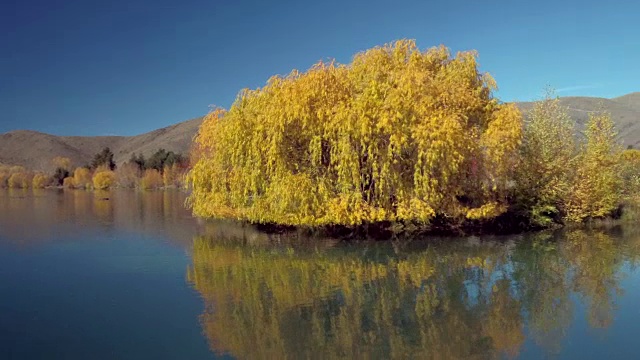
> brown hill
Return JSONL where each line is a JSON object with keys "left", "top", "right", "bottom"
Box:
{"left": 611, "top": 92, "right": 640, "bottom": 112}
{"left": 0, "top": 117, "right": 204, "bottom": 172}
{"left": 1, "top": 92, "right": 639, "bottom": 172}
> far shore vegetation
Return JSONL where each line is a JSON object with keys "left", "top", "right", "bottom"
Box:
{"left": 186, "top": 39, "right": 640, "bottom": 237}
{"left": 0, "top": 147, "right": 189, "bottom": 191}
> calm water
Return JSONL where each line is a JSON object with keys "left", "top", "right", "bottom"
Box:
{"left": 1, "top": 190, "right": 640, "bottom": 359}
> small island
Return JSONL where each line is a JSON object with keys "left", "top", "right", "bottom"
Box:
{"left": 186, "top": 40, "right": 640, "bottom": 238}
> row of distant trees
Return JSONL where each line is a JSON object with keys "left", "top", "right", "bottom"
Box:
{"left": 0, "top": 147, "right": 189, "bottom": 190}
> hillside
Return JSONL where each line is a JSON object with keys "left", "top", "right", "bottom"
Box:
{"left": 1, "top": 92, "right": 639, "bottom": 172}
{"left": 0, "top": 117, "right": 204, "bottom": 172}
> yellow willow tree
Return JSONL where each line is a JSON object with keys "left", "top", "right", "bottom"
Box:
{"left": 188, "top": 40, "right": 523, "bottom": 227}
{"left": 565, "top": 113, "right": 623, "bottom": 221}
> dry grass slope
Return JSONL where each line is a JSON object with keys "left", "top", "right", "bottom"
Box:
{"left": 0, "top": 117, "right": 203, "bottom": 172}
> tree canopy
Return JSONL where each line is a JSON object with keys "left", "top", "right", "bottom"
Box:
{"left": 129, "top": 150, "right": 186, "bottom": 172}
{"left": 90, "top": 147, "right": 116, "bottom": 171}
{"left": 188, "top": 40, "right": 523, "bottom": 227}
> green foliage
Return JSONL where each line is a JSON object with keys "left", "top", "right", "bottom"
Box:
{"left": 52, "top": 167, "right": 70, "bottom": 186}
{"left": 127, "top": 150, "right": 186, "bottom": 173}
{"left": 145, "top": 149, "right": 185, "bottom": 172}
{"left": 132, "top": 153, "right": 144, "bottom": 171}
{"left": 90, "top": 147, "right": 116, "bottom": 171}
{"left": 188, "top": 40, "right": 523, "bottom": 227}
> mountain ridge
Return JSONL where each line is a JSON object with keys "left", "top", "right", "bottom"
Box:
{"left": 2, "top": 93, "right": 639, "bottom": 172}
{"left": 0, "top": 117, "right": 204, "bottom": 172}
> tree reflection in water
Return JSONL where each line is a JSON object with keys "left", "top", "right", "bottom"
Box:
{"left": 187, "top": 226, "right": 640, "bottom": 359}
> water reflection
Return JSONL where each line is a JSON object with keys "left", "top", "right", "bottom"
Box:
{"left": 2, "top": 190, "right": 640, "bottom": 358}
{"left": 0, "top": 189, "right": 198, "bottom": 247}
{"left": 187, "top": 226, "right": 640, "bottom": 359}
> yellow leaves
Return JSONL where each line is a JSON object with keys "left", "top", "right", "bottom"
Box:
{"left": 92, "top": 170, "right": 116, "bottom": 190}
{"left": 187, "top": 39, "right": 526, "bottom": 226}
{"left": 565, "top": 112, "right": 622, "bottom": 222}
{"left": 396, "top": 197, "right": 436, "bottom": 223}
{"left": 466, "top": 256, "right": 485, "bottom": 268}
{"left": 483, "top": 104, "right": 523, "bottom": 160}
{"left": 8, "top": 172, "right": 33, "bottom": 189}
{"left": 396, "top": 258, "right": 435, "bottom": 287}
{"left": 621, "top": 148, "right": 640, "bottom": 162}
{"left": 516, "top": 93, "right": 579, "bottom": 224}
{"left": 620, "top": 149, "right": 640, "bottom": 198}
{"left": 72, "top": 167, "right": 92, "bottom": 189}
{"left": 481, "top": 104, "right": 523, "bottom": 194}
{"left": 140, "top": 169, "right": 163, "bottom": 190}
{"left": 0, "top": 166, "right": 32, "bottom": 189}
{"left": 52, "top": 156, "right": 72, "bottom": 171}
{"left": 62, "top": 177, "right": 74, "bottom": 188}
{"left": 32, "top": 173, "right": 50, "bottom": 189}
{"left": 465, "top": 202, "right": 508, "bottom": 220}
{"left": 162, "top": 164, "right": 182, "bottom": 188}
{"left": 187, "top": 233, "right": 533, "bottom": 359}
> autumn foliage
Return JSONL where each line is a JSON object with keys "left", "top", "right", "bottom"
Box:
{"left": 32, "top": 173, "right": 50, "bottom": 189}
{"left": 140, "top": 169, "right": 163, "bottom": 190}
{"left": 620, "top": 149, "right": 640, "bottom": 199}
{"left": 187, "top": 40, "right": 637, "bottom": 230}
{"left": 564, "top": 113, "right": 623, "bottom": 221}
{"left": 92, "top": 169, "right": 117, "bottom": 190}
{"left": 72, "top": 167, "right": 92, "bottom": 189}
{"left": 188, "top": 40, "right": 523, "bottom": 227}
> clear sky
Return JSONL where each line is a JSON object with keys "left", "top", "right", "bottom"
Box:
{"left": 1, "top": 0, "right": 638, "bottom": 136}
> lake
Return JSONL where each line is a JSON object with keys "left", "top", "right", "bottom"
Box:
{"left": 1, "top": 189, "right": 640, "bottom": 359}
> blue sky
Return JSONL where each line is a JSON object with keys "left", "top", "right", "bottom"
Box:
{"left": 1, "top": 0, "right": 638, "bottom": 136}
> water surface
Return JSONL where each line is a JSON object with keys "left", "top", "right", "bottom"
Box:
{"left": 1, "top": 189, "right": 640, "bottom": 359}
